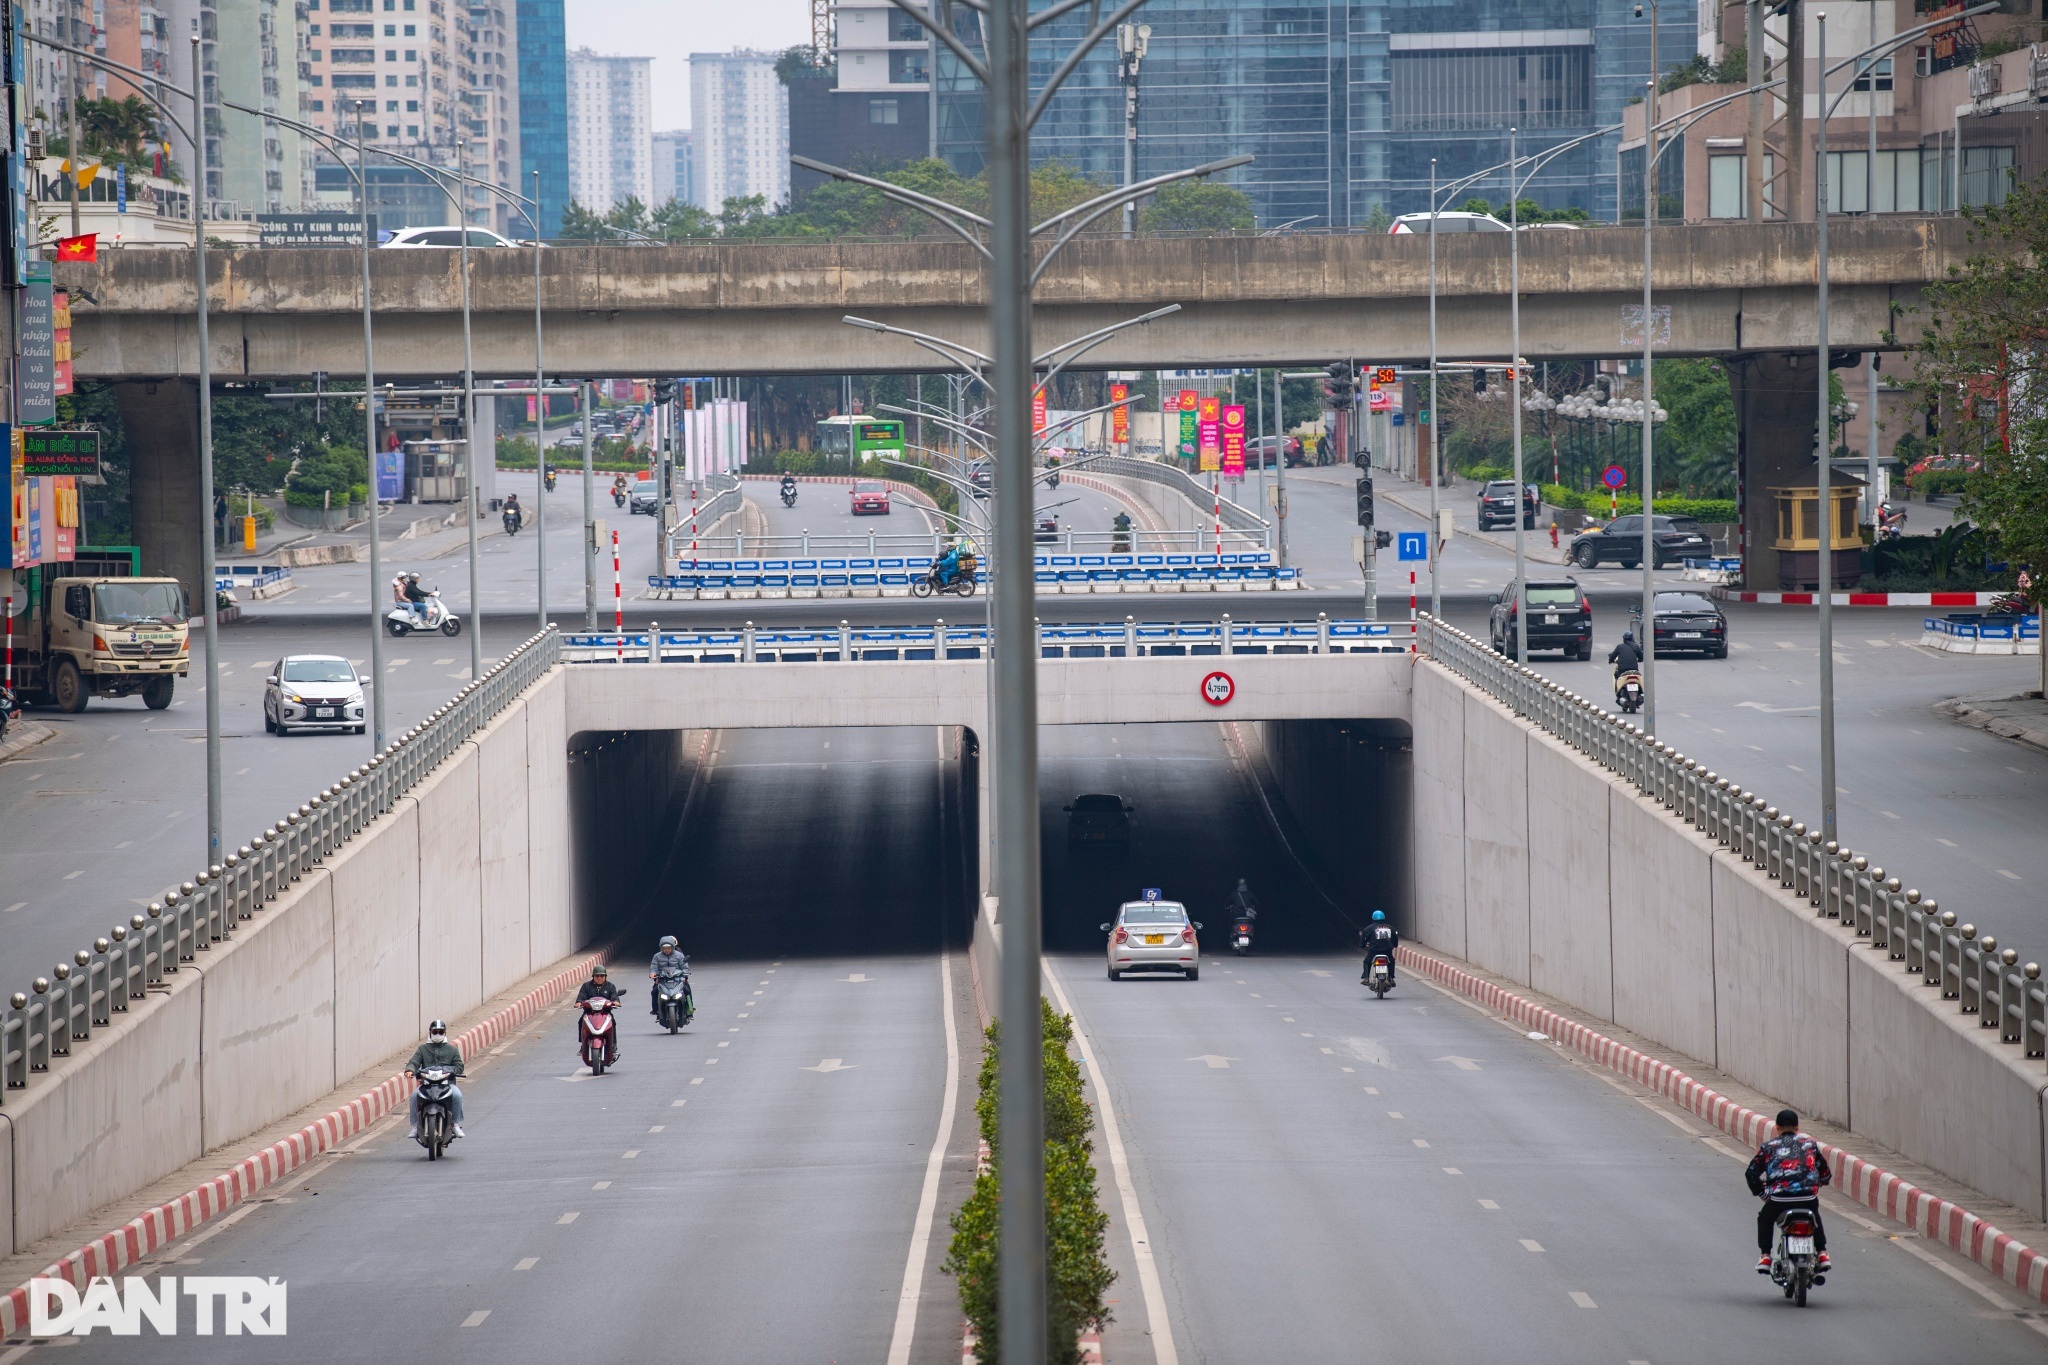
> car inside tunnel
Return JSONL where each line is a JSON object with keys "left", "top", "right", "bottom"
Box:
{"left": 567, "top": 718, "right": 1412, "bottom": 967}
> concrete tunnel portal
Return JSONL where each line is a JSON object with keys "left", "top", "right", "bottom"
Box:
{"left": 564, "top": 718, "right": 1412, "bottom": 968}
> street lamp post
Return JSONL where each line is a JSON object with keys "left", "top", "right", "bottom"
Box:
{"left": 1117, "top": 22, "right": 1151, "bottom": 238}
{"left": 354, "top": 104, "right": 387, "bottom": 752}
{"left": 187, "top": 36, "right": 223, "bottom": 866}
{"left": 1509, "top": 128, "right": 1529, "bottom": 666}
{"left": 533, "top": 168, "right": 548, "bottom": 631}
{"left": 1428, "top": 159, "right": 1441, "bottom": 622}
{"left": 1640, "top": 76, "right": 1660, "bottom": 735}
{"left": 457, "top": 135, "right": 482, "bottom": 679}
{"left": 583, "top": 381, "right": 596, "bottom": 628}
{"left": 1816, "top": 13, "right": 1838, "bottom": 843}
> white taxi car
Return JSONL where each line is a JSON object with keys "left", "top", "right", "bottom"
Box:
{"left": 1102, "top": 898, "right": 1200, "bottom": 981}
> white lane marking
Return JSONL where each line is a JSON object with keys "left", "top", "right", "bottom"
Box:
{"left": 63, "top": 869, "right": 84, "bottom": 879}
{"left": 1437, "top": 1055, "right": 1483, "bottom": 1070}
{"left": 593, "top": 1181, "right": 610, "bottom": 1190}
{"left": 717, "top": 1040, "right": 730, "bottom": 1048}
{"left": 514, "top": 1258, "right": 538, "bottom": 1271}
{"left": 556, "top": 1212, "right": 579, "bottom": 1224}
{"left": 621, "top": 1150, "right": 640, "bottom": 1159}
{"left": 1568, "top": 1292, "right": 1596, "bottom": 1308}
{"left": 1479, "top": 1200, "right": 1500, "bottom": 1210}
{"left": 841, "top": 974, "right": 870, "bottom": 983}
{"left": 648, "top": 1125, "right": 665, "bottom": 1133}
{"left": 1363, "top": 1086, "right": 1379, "bottom": 1095}
{"left": 1520, "top": 1239, "right": 1545, "bottom": 1253}
{"left": 462, "top": 1310, "right": 491, "bottom": 1327}
{"left": 1320, "top": 1047, "right": 1335, "bottom": 1055}
{"left": 1, "top": 902, "right": 22, "bottom": 914}
{"left": 885, "top": 952, "right": 962, "bottom": 1365}
{"left": 671, "top": 1098, "right": 687, "bottom": 1106}
{"left": 1999, "top": 869, "right": 2022, "bottom": 881}
{"left": 1045, "top": 959, "right": 1178, "bottom": 1365}
{"left": 1303, "top": 969, "right": 1332, "bottom": 977}
{"left": 1412, "top": 1139, "right": 1430, "bottom": 1148}
{"left": 1188, "top": 1054, "right": 1236, "bottom": 1069}
{"left": 802, "top": 1058, "right": 855, "bottom": 1072}
{"left": 1339, "top": 1066, "right": 1355, "bottom": 1073}
{"left": 1387, "top": 1111, "right": 1403, "bottom": 1119}
{"left": 689, "top": 1077, "right": 703, "bottom": 1085}
{"left": 1937, "top": 838, "right": 1957, "bottom": 847}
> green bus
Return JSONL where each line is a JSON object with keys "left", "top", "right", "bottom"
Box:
{"left": 816, "top": 416, "right": 905, "bottom": 469}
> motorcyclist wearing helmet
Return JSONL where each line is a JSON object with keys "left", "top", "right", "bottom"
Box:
{"left": 1361, "top": 910, "right": 1399, "bottom": 986}
{"left": 648, "top": 936, "right": 692, "bottom": 1018}
{"left": 405, "top": 1019, "right": 465, "bottom": 1139}
{"left": 402, "top": 571, "right": 430, "bottom": 624}
{"left": 1227, "top": 878, "right": 1258, "bottom": 922}
{"left": 1608, "top": 629, "right": 1643, "bottom": 679}
{"left": 576, "top": 962, "right": 623, "bottom": 1005}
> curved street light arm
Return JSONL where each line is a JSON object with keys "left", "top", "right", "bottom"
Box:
{"left": 1032, "top": 400, "right": 1123, "bottom": 453}
{"left": 1028, "top": 156, "right": 1254, "bottom": 285}
{"left": 1027, "top": 0, "right": 1103, "bottom": 30}
{"left": 1031, "top": 304, "right": 1179, "bottom": 371}
{"left": 884, "top": 0, "right": 990, "bottom": 84}
{"left": 877, "top": 403, "right": 995, "bottom": 456}
{"left": 1512, "top": 120, "right": 1632, "bottom": 196}
{"left": 842, "top": 316, "right": 995, "bottom": 391}
{"left": 24, "top": 32, "right": 196, "bottom": 154}
{"left": 1026, "top": 0, "right": 1151, "bottom": 129}
{"left": 1820, "top": 4, "right": 1998, "bottom": 120}
{"left": 790, "top": 155, "right": 993, "bottom": 259}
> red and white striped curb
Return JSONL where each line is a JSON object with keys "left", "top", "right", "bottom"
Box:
{"left": 1713, "top": 588, "right": 2010, "bottom": 606}
{"left": 0, "top": 943, "right": 614, "bottom": 1335}
{"left": 1399, "top": 945, "right": 2048, "bottom": 1303}
{"left": 1063, "top": 471, "right": 1169, "bottom": 536}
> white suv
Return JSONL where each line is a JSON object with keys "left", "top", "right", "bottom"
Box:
{"left": 380, "top": 226, "right": 522, "bottom": 249}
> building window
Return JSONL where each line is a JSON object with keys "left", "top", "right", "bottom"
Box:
{"left": 406, "top": 98, "right": 418, "bottom": 111}
{"left": 404, "top": 49, "right": 416, "bottom": 60}
{"left": 309, "top": 22, "right": 321, "bottom": 34}
{"left": 1871, "top": 148, "right": 1921, "bottom": 212}
{"left": 384, "top": 23, "right": 395, "bottom": 34}
{"left": 1849, "top": 56, "right": 1893, "bottom": 92}
{"left": 406, "top": 124, "right": 417, "bottom": 138}
{"left": 1823, "top": 150, "right": 1869, "bottom": 213}
{"left": 887, "top": 9, "right": 922, "bottom": 40}
{"left": 889, "top": 49, "right": 928, "bottom": 83}
{"left": 386, "top": 74, "right": 398, "bottom": 86}
{"left": 386, "top": 99, "right": 399, "bottom": 111}
{"left": 1706, "top": 152, "right": 1777, "bottom": 219}
{"left": 311, "top": 98, "right": 324, "bottom": 109}
{"left": 870, "top": 97, "right": 899, "bottom": 125}
{"left": 403, "top": 23, "right": 414, "bottom": 34}
{"left": 1961, "top": 144, "right": 2016, "bottom": 207}
{"left": 311, "top": 49, "right": 322, "bottom": 60}
{"left": 388, "top": 124, "right": 400, "bottom": 137}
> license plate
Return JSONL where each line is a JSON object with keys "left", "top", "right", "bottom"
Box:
{"left": 1785, "top": 1236, "right": 1815, "bottom": 1255}
{"left": 316, "top": 707, "right": 336, "bottom": 718}
{"left": 1544, "top": 614, "right": 1559, "bottom": 625}
{"left": 1675, "top": 631, "right": 1701, "bottom": 639}
{"left": 1143, "top": 934, "right": 1165, "bottom": 945}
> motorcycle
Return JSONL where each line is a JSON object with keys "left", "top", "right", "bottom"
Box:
{"left": 579, "top": 998, "right": 619, "bottom": 1074}
{"left": 386, "top": 590, "right": 463, "bottom": 637}
{"left": 1615, "top": 669, "right": 1644, "bottom": 715}
{"left": 503, "top": 506, "right": 523, "bottom": 536}
{"left": 654, "top": 974, "right": 694, "bottom": 1034}
{"left": 1230, "top": 915, "right": 1255, "bottom": 955}
{"left": 1875, "top": 502, "right": 1908, "bottom": 543}
{"left": 1766, "top": 1206, "right": 1825, "bottom": 1306}
{"left": 543, "top": 467, "right": 558, "bottom": 493}
{"left": 0, "top": 682, "right": 18, "bottom": 743}
{"left": 1367, "top": 954, "right": 1393, "bottom": 999}
{"left": 612, "top": 487, "right": 627, "bottom": 510}
{"left": 413, "top": 1065, "right": 460, "bottom": 1160}
{"left": 911, "top": 562, "right": 977, "bottom": 598}
{"left": 779, "top": 483, "right": 798, "bottom": 508}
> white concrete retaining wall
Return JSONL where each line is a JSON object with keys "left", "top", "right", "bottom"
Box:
{"left": 1, "top": 667, "right": 585, "bottom": 1256}
{"left": 1408, "top": 658, "right": 2048, "bottom": 1219}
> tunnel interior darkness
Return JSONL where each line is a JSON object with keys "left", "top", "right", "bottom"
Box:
{"left": 567, "top": 717, "right": 1412, "bottom": 968}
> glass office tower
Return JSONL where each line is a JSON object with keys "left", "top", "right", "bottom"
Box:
{"left": 938, "top": 0, "right": 1680, "bottom": 228}
{"left": 517, "top": 0, "right": 570, "bottom": 237}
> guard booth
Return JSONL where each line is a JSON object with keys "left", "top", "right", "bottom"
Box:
{"left": 402, "top": 440, "right": 468, "bottom": 503}
{"left": 1771, "top": 478, "right": 1862, "bottom": 590}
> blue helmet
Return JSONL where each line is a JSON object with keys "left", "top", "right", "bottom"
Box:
{"left": 1371, "top": 910, "right": 1386, "bottom": 922}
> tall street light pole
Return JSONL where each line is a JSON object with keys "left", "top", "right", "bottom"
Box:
{"left": 354, "top": 103, "right": 387, "bottom": 752}
{"left": 582, "top": 380, "right": 596, "bottom": 628}
{"left": 1815, "top": 12, "right": 1838, "bottom": 842}
{"left": 457, "top": 135, "right": 482, "bottom": 678}
{"left": 1117, "top": 22, "right": 1150, "bottom": 238}
{"left": 187, "top": 36, "right": 222, "bottom": 867}
{"left": 1640, "top": 75, "right": 1660, "bottom": 735}
{"left": 1428, "top": 159, "right": 1441, "bottom": 622}
{"left": 1509, "top": 126, "right": 1528, "bottom": 665}
{"left": 533, "top": 168, "right": 548, "bottom": 630}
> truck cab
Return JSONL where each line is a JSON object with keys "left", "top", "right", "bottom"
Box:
{"left": 16, "top": 550, "right": 190, "bottom": 713}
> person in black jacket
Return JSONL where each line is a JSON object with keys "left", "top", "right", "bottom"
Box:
{"left": 1361, "top": 911, "right": 1399, "bottom": 985}
{"left": 1745, "top": 1108, "right": 1832, "bottom": 1274}
{"left": 1607, "top": 629, "right": 1643, "bottom": 679}
{"left": 576, "top": 963, "right": 623, "bottom": 1004}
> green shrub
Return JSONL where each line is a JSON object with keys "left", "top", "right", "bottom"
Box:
{"left": 1463, "top": 463, "right": 1512, "bottom": 483}
{"left": 1908, "top": 468, "right": 1972, "bottom": 497}
{"left": 283, "top": 441, "right": 366, "bottom": 509}
{"left": 947, "top": 1000, "right": 1115, "bottom": 1365}
{"left": 1539, "top": 484, "right": 1735, "bottom": 522}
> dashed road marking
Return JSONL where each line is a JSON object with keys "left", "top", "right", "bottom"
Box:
{"left": 1363, "top": 1086, "right": 1379, "bottom": 1095}
{"left": 690, "top": 1076, "right": 704, "bottom": 1084}
{"left": 462, "top": 1310, "right": 491, "bottom": 1327}
{"left": 649, "top": 1125, "right": 664, "bottom": 1133}
{"left": 1387, "top": 1111, "right": 1403, "bottom": 1119}
{"left": 556, "top": 1212, "right": 579, "bottom": 1224}
{"left": 671, "top": 1098, "right": 687, "bottom": 1106}
{"left": 592, "top": 1181, "right": 610, "bottom": 1190}
{"left": 1999, "top": 869, "right": 2022, "bottom": 881}
{"left": 621, "top": 1150, "right": 640, "bottom": 1159}
{"left": 1442, "top": 1167, "right": 1461, "bottom": 1175}
{"left": 515, "top": 1258, "right": 538, "bottom": 1271}
{"left": 1520, "top": 1239, "right": 1544, "bottom": 1253}
{"left": 1478, "top": 1199, "right": 1499, "bottom": 1210}
{"left": 1568, "top": 1292, "right": 1596, "bottom": 1309}
{"left": 1412, "top": 1138, "right": 1430, "bottom": 1148}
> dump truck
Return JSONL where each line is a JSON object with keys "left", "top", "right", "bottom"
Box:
{"left": 5, "top": 547, "right": 191, "bottom": 712}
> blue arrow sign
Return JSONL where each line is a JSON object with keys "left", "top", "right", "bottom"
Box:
{"left": 1397, "top": 531, "right": 1427, "bottom": 561}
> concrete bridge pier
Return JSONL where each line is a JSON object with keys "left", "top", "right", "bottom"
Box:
{"left": 1729, "top": 351, "right": 1820, "bottom": 592}
{"left": 112, "top": 378, "right": 206, "bottom": 601}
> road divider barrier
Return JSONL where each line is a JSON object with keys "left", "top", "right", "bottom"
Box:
{"left": 1715, "top": 588, "right": 2019, "bottom": 606}
{"left": 646, "top": 552, "right": 1300, "bottom": 599}
{"left": 1921, "top": 614, "right": 2042, "bottom": 655}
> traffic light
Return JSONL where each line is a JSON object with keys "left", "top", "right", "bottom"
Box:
{"left": 653, "top": 379, "right": 676, "bottom": 404}
{"left": 1324, "top": 361, "right": 1356, "bottom": 409}
{"left": 1473, "top": 368, "right": 1487, "bottom": 395}
{"left": 1355, "top": 476, "right": 1375, "bottom": 527}
{"left": 1375, "top": 529, "right": 1392, "bottom": 550}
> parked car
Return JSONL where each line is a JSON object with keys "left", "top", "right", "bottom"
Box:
{"left": 264, "top": 655, "right": 366, "bottom": 735}
{"left": 1102, "top": 898, "right": 1200, "bottom": 980}
{"left": 1388, "top": 210, "right": 1508, "bottom": 234}
{"left": 1246, "top": 434, "right": 1305, "bottom": 468}
{"left": 1629, "top": 591, "right": 1730, "bottom": 658}
{"left": 850, "top": 481, "right": 892, "bottom": 515}
{"left": 1568, "top": 514, "right": 1713, "bottom": 569}
{"left": 1487, "top": 578, "right": 1592, "bottom": 660}
{"left": 380, "top": 225, "right": 521, "bottom": 249}
{"left": 1065, "top": 793, "right": 1133, "bottom": 846}
{"left": 629, "top": 480, "right": 660, "bottom": 515}
{"left": 1477, "top": 480, "right": 1538, "bottom": 530}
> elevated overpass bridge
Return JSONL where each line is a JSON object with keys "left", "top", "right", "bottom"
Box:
{"left": 64, "top": 217, "right": 1968, "bottom": 380}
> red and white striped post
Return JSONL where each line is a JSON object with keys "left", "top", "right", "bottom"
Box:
{"left": 1409, "top": 569, "right": 1417, "bottom": 652}
{"left": 689, "top": 483, "right": 699, "bottom": 566}
{"left": 612, "top": 529, "right": 623, "bottom": 663}
{"left": 4, "top": 591, "right": 11, "bottom": 689}
{"left": 1212, "top": 474, "right": 1222, "bottom": 556}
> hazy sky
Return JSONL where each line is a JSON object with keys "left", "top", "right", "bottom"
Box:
{"left": 565, "top": 0, "right": 813, "bottom": 133}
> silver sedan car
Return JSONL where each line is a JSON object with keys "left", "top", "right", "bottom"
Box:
{"left": 1102, "top": 900, "right": 1201, "bottom": 981}
{"left": 264, "top": 654, "right": 366, "bottom": 736}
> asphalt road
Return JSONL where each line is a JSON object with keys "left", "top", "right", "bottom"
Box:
{"left": 49, "top": 725, "right": 980, "bottom": 1365}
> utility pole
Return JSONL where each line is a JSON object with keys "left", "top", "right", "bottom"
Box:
{"left": 1746, "top": 0, "right": 1767, "bottom": 222}
{"left": 1117, "top": 23, "right": 1150, "bottom": 238}
{"left": 1785, "top": 0, "right": 1806, "bottom": 221}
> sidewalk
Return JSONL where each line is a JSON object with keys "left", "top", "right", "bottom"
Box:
{"left": 1940, "top": 692, "right": 2048, "bottom": 755}
{"left": 0, "top": 719, "right": 53, "bottom": 764}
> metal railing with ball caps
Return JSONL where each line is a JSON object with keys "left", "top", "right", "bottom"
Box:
{"left": 0, "top": 628, "right": 563, "bottom": 1097}
{"left": 1417, "top": 614, "right": 2048, "bottom": 1073}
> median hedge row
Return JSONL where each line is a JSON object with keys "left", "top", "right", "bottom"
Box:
{"left": 1540, "top": 484, "right": 1737, "bottom": 523}
{"left": 945, "top": 1000, "right": 1115, "bottom": 1365}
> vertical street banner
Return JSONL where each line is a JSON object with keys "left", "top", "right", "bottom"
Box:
{"left": 53, "top": 289, "right": 71, "bottom": 397}
{"left": 17, "top": 264, "right": 54, "bottom": 426}
{"left": 1221, "top": 404, "right": 1246, "bottom": 479}
{"left": 1198, "top": 394, "right": 1221, "bottom": 472}
{"left": 1110, "top": 382, "right": 1129, "bottom": 445}
{"left": 1177, "top": 388, "right": 1198, "bottom": 461}
{"left": 1032, "top": 388, "right": 1048, "bottom": 435}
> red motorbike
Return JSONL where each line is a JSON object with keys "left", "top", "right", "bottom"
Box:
{"left": 578, "top": 998, "right": 619, "bottom": 1075}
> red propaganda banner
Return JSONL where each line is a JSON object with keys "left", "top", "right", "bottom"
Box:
{"left": 1197, "top": 394, "right": 1221, "bottom": 471}
{"left": 53, "top": 289, "right": 72, "bottom": 397}
{"left": 1110, "top": 382, "right": 1129, "bottom": 444}
{"left": 1032, "top": 388, "right": 1048, "bottom": 434}
{"left": 1220, "top": 404, "right": 1246, "bottom": 479}
{"left": 1178, "top": 388, "right": 1198, "bottom": 413}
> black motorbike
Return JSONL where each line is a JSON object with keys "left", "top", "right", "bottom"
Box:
{"left": 1229, "top": 911, "right": 1255, "bottom": 955}
{"left": 779, "top": 483, "right": 798, "bottom": 508}
{"left": 0, "top": 682, "right": 20, "bottom": 743}
{"left": 1766, "top": 1206, "right": 1825, "bottom": 1306}
{"left": 543, "top": 467, "right": 557, "bottom": 493}
{"left": 502, "top": 507, "right": 523, "bottom": 537}
{"left": 413, "top": 1066, "right": 460, "bottom": 1160}
{"left": 612, "top": 487, "right": 627, "bottom": 509}
{"left": 655, "top": 974, "right": 695, "bottom": 1033}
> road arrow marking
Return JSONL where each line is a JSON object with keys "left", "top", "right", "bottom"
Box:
{"left": 1735, "top": 701, "right": 1816, "bottom": 714}
{"left": 841, "top": 974, "right": 871, "bottom": 982}
{"left": 1436, "top": 1056, "right": 1483, "bottom": 1071}
{"left": 803, "top": 1058, "right": 855, "bottom": 1073}
{"left": 1188, "top": 1054, "right": 1237, "bottom": 1069}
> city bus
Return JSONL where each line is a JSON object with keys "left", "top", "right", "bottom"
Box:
{"left": 815, "top": 416, "right": 906, "bottom": 469}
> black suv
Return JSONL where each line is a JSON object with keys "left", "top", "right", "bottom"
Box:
{"left": 1488, "top": 578, "right": 1592, "bottom": 660}
{"left": 1567, "top": 514, "right": 1713, "bottom": 568}
{"left": 1477, "top": 480, "right": 1538, "bottom": 530}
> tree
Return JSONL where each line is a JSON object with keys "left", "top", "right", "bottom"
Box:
{"left": 1911, "top": 179, "right": 2048, "bottom": 612}
{"left": 651, "top": 197, "right": 717, "bottom": 240}
{"left": 1138, "top": 180, "right": 1255, "bottom": 233}
{"left": 557, "top": 199, "right": 611, "bottom": 242}
{"left": 1651, "top": 358, "right": 1737, "bottom": 496}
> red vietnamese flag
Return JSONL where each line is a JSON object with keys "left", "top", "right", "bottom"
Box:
{"left": 55, "top": 234, "right": 98, "bottom": 262}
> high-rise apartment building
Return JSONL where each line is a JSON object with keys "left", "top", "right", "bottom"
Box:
{"left": 688, "top": 49, "right": 787, "bottom": 211}
{"left": 465, "top": 0, "right": 522, "bottom": 236}
{"left": 937, "top": 0, "right": 1681, "bottom": 227}
{"left": 566, "top": 47, "right": 651, "bottom": 211}
{"left": 788, "top": 0, "right": 930, "bottom": 196}
{"left": 515, "top": 0, "right": 565, "bottom": 235}
{"left": 652, "top": 127, "right": 691, "bottom": 207}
